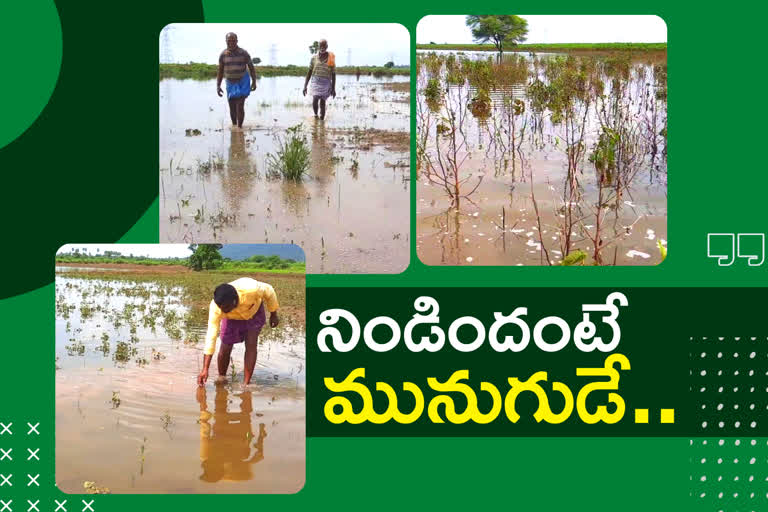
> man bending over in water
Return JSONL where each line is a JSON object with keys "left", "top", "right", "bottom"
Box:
{"left": 217, "top": 32, "right": 257, "bottom": 130}
{"left": 197, "top": 277, "right": 280, "bottom": 386}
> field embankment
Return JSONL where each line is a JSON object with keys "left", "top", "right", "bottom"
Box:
{"left": 55, "top": 257, "right": 306, "bottom": 275}
{"left": 160, "top": 63, "right": 409, "bottom": 80}
{"left": 416, "top": 42, "right": 667, "bottom": 53}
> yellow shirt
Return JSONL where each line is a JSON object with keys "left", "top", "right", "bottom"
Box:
{"left": 203, "top": 277, "right": 280, "bottom": 355}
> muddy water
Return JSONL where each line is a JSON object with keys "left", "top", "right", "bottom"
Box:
{"left": 416, "top": 51, "right": 667, "bottom": 266}
{"left": 159, "top": 75, "right": 410, "bottom": 274}
{"left": 55, "top": 275, "right": 305, "bottom": 494}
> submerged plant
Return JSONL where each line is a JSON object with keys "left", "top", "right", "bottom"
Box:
{"left": 97, "top": 334, "right": 110, "bottom": 356}
{"left": 265, "top": 124, "right": 311, "bottom": 181}
{"left": 589, "top": 128, "right": 619, "bottom": 186}
{"left": 113, "top": 341, "right": 137, "bottom": 363}
{"left": 83, "top": 481, "right": 111, "bottom": 494}
{"left": 423, "top": 78, "right": 443, "bottom": 113}
{"left": 65, "top": 339, "right": 86, "bottom": 356}
{"left": 468, "top": 89, "right": 492, "bottom": 120}
{"left": 160, "top": 411, "right": 174, "bottom": 433}
{"left": 559, "top": 250, "right": 588, "bottom": 266}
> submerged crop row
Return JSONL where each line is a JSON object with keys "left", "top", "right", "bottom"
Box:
{"left": 416, "top": 51, "right": 667, "bottom": 266}
{"left": 56, "top": 272, "right": 306, "bottom": 369}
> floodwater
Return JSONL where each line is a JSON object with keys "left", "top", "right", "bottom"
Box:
{"left": 159, "top": 75, "right": 410, "bottom": 274}
{"left": 416, "top": 51, "right": 667, "bottom": 266}
{"left": 55, "top": 274, "right": 305, "bottom": 494}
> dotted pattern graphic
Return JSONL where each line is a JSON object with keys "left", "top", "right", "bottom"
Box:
{"left": 689, "top": 336, "right": 768, "bottom": 510}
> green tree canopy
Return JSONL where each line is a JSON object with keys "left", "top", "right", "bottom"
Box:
{"left": 187, "top": 244, "right": 223, "bottom": 271}
{"left": 309, "top": 41, "right": 319, "bottom": 54}
{"left": 252, "top": 57, "right": 261, "bottom": 65}
{"left": 384, "top": 61, "right": 394, "bottom": 68}
{"left": 466, "top": 15, "right": 529, "bottom": 54}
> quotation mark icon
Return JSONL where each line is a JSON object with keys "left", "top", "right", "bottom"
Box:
{"left": 707, "top": 233, "right": 765, "bottom": 266}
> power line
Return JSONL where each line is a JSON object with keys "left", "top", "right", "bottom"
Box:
{"left": 160, "top": 25, "right": 175, "bottom": 63}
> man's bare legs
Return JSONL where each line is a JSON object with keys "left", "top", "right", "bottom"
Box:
{"left": 311, "top": 97, "right": 326, "bottom": 119}
{"left": 319, "top": 98, "right": 326, "bottom": 119}
{"left": 236, "top": 97, "right": 246, "bottom": 127}
{"left": 227, "top": 97, "right": 246, "bottom": 128}
{"left": 227, "top": 98, "right": 238, "bottom": 126}
{"left": 243, "top": 328, "right": 259, "bottom": 385}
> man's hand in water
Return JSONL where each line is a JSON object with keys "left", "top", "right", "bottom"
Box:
{"left": 250, "top": 82, "right": 257, "bottom": 92}
{"left": 331, "top": 89, "right": 336, "bottom": 98}
{"left": 217, "top": 86, "right": 224, "bottom": 97}
{"left": 269, "top": 311, "right": 280, "bottom": 328}
{"left": 302, "top": 87, "right": 307, "bottom": 96}
{"left": 197, "top": 368, "right": 209, "bottom": 386}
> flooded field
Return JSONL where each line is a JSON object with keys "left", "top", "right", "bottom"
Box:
{"left": 416, "top": 51, "right": 667, "bottom": 266}
{"left": 55, "top": 270, "right": 305, "bottom": 494}
{"left": 160, "top": 75, "right": 410, "bottom": 274}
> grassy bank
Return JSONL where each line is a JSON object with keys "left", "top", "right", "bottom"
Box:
{"left": 57, "top": 270, "right": 306, "bottom": 331}
{"left": 57, "top": 255, "right": 183, "bottom": 266}
{"left": 56, "top": 255, "right": 306, "bottom": 274}
{"left": 160, "top": 63, "right": 410, "bottom": 80}
{"left": 416, "top": 42, "right": 667, "bottom": 53}
{"left": 218, "top": 261, "right": 305, "bottom": 273}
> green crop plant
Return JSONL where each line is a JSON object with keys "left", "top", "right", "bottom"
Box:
{"left": 266, "top": 124, "right": 311, "bottom": 181}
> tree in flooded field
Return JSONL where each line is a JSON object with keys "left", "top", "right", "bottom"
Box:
{"left": 466, "top": 15, "right": 529, "bottom": 55}
{"left": 187, "top": 244, "right": 224, "bottom": 271}
{"left": 309, "top": 41, "right": 319, "bottom": 54}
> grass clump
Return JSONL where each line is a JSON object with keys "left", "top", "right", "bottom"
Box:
{"left": 266, "top": 124, "right": 311, "bottom": 181}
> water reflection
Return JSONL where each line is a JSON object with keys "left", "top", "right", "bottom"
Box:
{"left": 280, "top": 180, "right": 309, "bottom": 217}
{"left": 433, "top": 208, "right": 463, "bottom": 265}
{"left": 220, "top": 130, "right": 257, "bottom": 215}
{"left": 310, "top": 119, "right": 335, "bottom": 185}
{"left": 159, "top": 75, "right": 411, "bottom": 273}
{"left": 197, "top": 386, "right": 267, "bottom": 483}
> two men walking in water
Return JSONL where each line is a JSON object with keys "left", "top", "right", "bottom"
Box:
{"left": 218, "top": 33, "right": 336, "bottom": 126}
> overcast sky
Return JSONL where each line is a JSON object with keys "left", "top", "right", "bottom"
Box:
{"left": 417, "top": 15, "right": 667, "bottom": 44}
{"left": 161, "top": 23, "right": 410, "bottom": 66}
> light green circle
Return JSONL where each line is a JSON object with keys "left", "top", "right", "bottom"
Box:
{"left": 0, "top": 1, "right": 62, "bottom": 150}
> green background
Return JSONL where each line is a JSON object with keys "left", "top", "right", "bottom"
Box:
{"left": 1, "top": 1, "right": 766, "bottom": 510}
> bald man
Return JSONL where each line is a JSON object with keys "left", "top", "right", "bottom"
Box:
{"left": 303, "top": 39, "right": 336, "bottom": 119}
{"left": 217, "top": 32, "right": 257, "bottom": 130}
